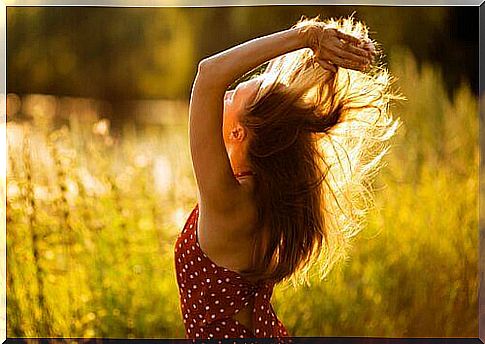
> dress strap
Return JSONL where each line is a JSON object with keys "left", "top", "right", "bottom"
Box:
{"left": 234, "top": 170, "right": 256, "bottom": 178}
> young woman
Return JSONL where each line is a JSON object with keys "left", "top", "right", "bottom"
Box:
{"left": 174, "top": 16, "right": 401, "bottom": 340}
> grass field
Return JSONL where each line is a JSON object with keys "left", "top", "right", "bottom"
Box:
{"left": 5, "top": 48, "right": 478, "bottom": 338}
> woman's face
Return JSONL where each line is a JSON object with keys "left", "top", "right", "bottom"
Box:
{"left": 222, "top": 77, "right": 262, "bottom": 146}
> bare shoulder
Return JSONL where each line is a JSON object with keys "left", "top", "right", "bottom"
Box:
{"left": 197, "top": 177, "right": 259, "bottom": 272}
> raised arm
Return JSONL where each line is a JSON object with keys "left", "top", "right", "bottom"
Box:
{"left": 189, "top": 24, "right": 373, "bottom": 212}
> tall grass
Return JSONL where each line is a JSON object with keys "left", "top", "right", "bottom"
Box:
{"left": 6, "top": 49, "right": 478, "bottom": 338}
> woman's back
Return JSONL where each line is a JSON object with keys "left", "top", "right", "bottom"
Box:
{"left": 195, "top": 172, "right": 260, "bottom": 277}
{"left": 196, "top": 172, "right": 269, "bottom": 332}
{"left": 174, "top": 204, "right": 290, "bottom": 339}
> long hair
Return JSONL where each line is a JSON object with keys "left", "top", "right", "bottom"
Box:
{"left": 238, "top": 15, "right": 404, "bottom": 287}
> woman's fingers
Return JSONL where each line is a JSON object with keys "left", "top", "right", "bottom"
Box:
{"left": 330, "top": 55, "right": 367, "bottom": 71}
{"left": 316, "top": 58, "right": 337, "bottom": 73}
{"left": 334, "top": 30, "right": 362, "bottom": 46}
{"left": 319, "top": 46, "right": 369, "bottom": 71}
{"left": 313, "top": 28, "right": 375, "bottom": 72}
{"left": 333, "top": 45, "right": 370, "bottom": 65}
{"left": 337, "top": 40, "right": 371, "bottom": 58}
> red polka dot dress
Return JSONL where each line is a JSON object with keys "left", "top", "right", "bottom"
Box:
{"left": 174, "top": 203, "right": 290, "bottom": 341}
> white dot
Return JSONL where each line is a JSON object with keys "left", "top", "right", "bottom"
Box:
{"left": 222, "top": 288, "right": 226, "bottom": 293}
{"left": 205, "top": 306, "right": 210, "bottom": 310}
{"left": 261, "top": 305, "right": 264, "bottom": 310}
{"left": 195, "top": 333, "right": 199, "bottom": 337}
{"left": 256, "top": 329, "right": 260, "bottom": 334}
{"left": 206, "top": 278, "right": 210, "bottom": 283}
{"left": 258, "top": 317, "right": 262, "bottom": 321}
{"left": 272, "top": 321, "right": 275, "bottom": 325}
{"left": 225, "top": 278, "right": 230, "bottom": 282}
{"left": 224, "top": 335, "right": 229, "bottom": 338}
{"left": 203, "top": 267, "right": 207, "bottom": 272}
{"left": 220, "top": 309, "right": 224, "bottom": 313}
{"left": 215, "top": 300, "right": 219, "bottom": 304}
{"left": 197, "top": 257, "right": 202, "bottom": 262}
{"left": 221, "top": 321, "right": 226, "bottom": 325}
{"left": 193, "top": 285, "right": 197, "bottom": 289}
{"left": 211, "top": 314, "right": 216, "bottom": 319}
{"left": 230, "top": 301, "right": 234, "bottom": 306}
{"left": 216, "top": 327, "right": 220, "bottom": 331}
{"left": 231, "top": 328, "right": 235, "bottom": 332}
{"left": 217, "top": 279, "right": 222, "bottom": 284}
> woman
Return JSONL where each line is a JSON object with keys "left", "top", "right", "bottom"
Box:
{"left": 174, "top": 15, "right": 401, "bottom": 340}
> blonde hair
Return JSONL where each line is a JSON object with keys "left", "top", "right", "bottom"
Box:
{"left": 239, "top": 15, "right": 404, "bottom": 287}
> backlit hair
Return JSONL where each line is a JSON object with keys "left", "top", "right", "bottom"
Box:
{"left": 238, "top": 15, "right": 404, "bottom": 287}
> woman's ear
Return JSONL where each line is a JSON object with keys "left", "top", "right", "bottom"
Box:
{"left": 230, "top": 123, "right": 247, "bottom": 142}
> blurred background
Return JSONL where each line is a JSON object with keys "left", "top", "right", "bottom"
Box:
{"left": 5, "top": 6, "right": 479, "bottom": 338}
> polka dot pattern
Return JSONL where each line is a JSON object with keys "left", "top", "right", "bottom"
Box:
{"left": 174, "top": 204, "right": 290, "bottom": 340}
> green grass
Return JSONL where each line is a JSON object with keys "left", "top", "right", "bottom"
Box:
{"left": 6, "top": 49, "right": 478, "bottom": 338}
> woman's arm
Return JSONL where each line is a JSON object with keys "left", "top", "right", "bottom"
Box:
{"left": 189, "top": 25, "right": 371, "bottom": 212}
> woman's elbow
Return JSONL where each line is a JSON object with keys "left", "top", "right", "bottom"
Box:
{"left": 197, "top": 58, "right": 217, "bottom": 77}
{"left": 195, "top": 58, "right": 226, "bottom": 88}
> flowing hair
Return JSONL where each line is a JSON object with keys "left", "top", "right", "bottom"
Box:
{"left": 237, "top": 15, "right": 404, "bottom": 287}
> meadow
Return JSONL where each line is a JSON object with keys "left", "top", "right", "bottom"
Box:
{"left": 5, "top": 48, "right": 478, "bottom": 338}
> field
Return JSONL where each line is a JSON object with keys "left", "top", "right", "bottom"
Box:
{"left": 5, "top": 48, "right": 478, "bottom": 338}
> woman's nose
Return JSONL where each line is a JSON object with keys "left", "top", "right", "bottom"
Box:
{"left": 225, "top": 90, "right": 234, "bottom": 102}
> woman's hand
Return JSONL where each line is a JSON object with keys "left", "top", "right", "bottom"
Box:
{"left": 303, "top": 25, "right": 376, "bottom": 73}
